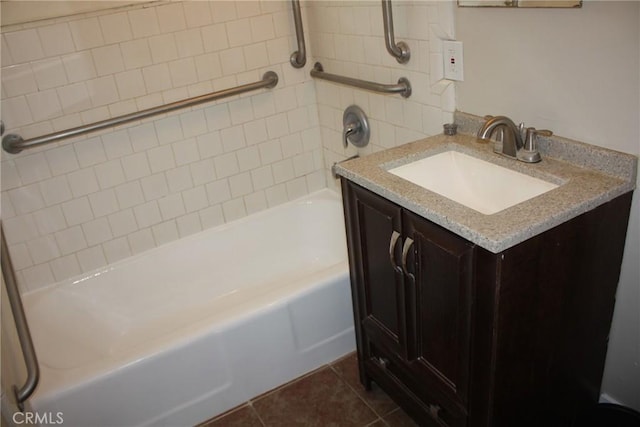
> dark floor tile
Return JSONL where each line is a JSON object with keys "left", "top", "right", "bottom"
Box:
{"left": 197, "top": 404, "right": 264, "bottom": 427}
{"left": 383, "top": 408, "right": 419, "bottom": 427}
{"left": 331, "top": 353, "right": 399, "bottom": 417}
{"left": 365, "top": 420, "right": 388, "bottom": 427}
{"left": 252, "top": 366, "right": 378, "bottom": 427}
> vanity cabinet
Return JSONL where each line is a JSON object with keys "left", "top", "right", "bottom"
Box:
{"left": 341, "top": 179, "right": 633, "bottom": 427}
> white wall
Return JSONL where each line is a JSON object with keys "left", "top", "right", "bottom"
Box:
{"left": 457, "top": 0, "right": 640, "bottom": 410}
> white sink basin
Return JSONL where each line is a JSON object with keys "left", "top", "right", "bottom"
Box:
{"left": 388, "top": 150, "right": 559, "bottom": 215}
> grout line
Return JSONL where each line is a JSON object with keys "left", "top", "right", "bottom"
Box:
{"left": 246, "top": 401, "right": 267, "bottom": 427}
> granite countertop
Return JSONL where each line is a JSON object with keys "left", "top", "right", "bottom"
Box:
{"left": 334, "top": 114, "right": 637, "bottom": 253}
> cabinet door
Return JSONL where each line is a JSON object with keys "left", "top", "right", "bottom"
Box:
{"left": 342, "top": 181, "right": 409, "bottom": 357}
{"left": 402, "top": 210, "right": 475, "bottom": 406}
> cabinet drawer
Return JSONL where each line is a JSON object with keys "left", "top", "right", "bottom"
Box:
{"left": 366, "top": 344, "right": 467, "bottom": 427}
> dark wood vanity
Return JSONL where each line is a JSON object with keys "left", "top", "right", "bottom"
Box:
{"left": 341, "top": 179, "right": 633, "bottom": 426}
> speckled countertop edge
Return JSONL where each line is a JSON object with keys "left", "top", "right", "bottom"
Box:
{"left": 334, "top": 114, "right": 637, "bottom": 254}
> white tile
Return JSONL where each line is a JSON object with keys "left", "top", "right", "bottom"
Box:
{"left": 108, "top": 209, "right": 138, "bottom": 237}
{"left": 128, "top": 229, "right": 156, "bottom": 255}
{"left": 68, "top": 17, "right": 104, "bottom": 50}
{"left": 134, "top": 200, "right": 162, "bottom": 228}
{"left": 244, "top": 191, "right": 267, "bottom": 215}
{"left": 115, "top": 69, "right": 147, "bottom": 100}
{"left": 152, "top": 221, "right": 179, "bottom": 246}
{"left": 250, "top": 165, "right": 274, "bottom": 191}
{"left": 50, "top": 254, "right": 81, "bottom": 282}
{"left": 210, "top": 1, "right": 237, "bottom": 23}
{"left": 183, "top": 2, "right": 212, "bottom": 28}
{"left": 156, "top": 3, "right": 186, "bottom": 33}
{"left": 128, "top": 8, "right": 160, "bottom": 39}
{"left": 99, "top": 12, "right": 133, "bottom": 44}
{"left": 45, "top": 145, "right": 79, "bottom": 176}
{"left": 86, "top": 76, "right": 120, "bottom": 107}
{"left": 39, "top": 175, "right": 72, "bottom": 206}
{"left": 9, "top": 184, "right": 45, "bottom": 214}
{"left": 173, "top": 138, "right": 200, "bottom": 166}
{"left": 205, "top": 179, "right": 231, "bottom": 204}
{"left": 121, "top": 39, "right": 152, "bottom": 70}
{"left": 102, "top": 129, "right": 133, "bottom": 159}
{"left": 293, "top": 152, "right": 315, "bottom": 177}
{"left": 228, "top": 98, "right": 254, "bottom": 125}
{"left": 26, "top": 89, "right": 63, "bottom": 122}
{"left": 273, "top": 86, "right": 297, "bottom": 113}
{"left": 219, "top": 49, "right": 246, "bottom": 75}
{"left": 33, "top": 206, "right": 66, "bottom": 235}
{"left": 182, "top": 186, "right": 208, "bottom": 213}
{"left": 82, "top": 217, "right": 112, "bottom": 246}
{"left": 1, "top": 96, "right": 33, "bottom": 127}
{"left": 2, "top": 214, "right": 39, "bottom": 245}
{"left": 157, "top": 193, "right": 185, "bottom": 220}
{"left": 259, "top": 139, "right": 283, "bottom": 164}
{"left": 226, "top": 19, "right": 252, "bottom": 48}
{"left": 213, "top": 152, "right": 239, "bottom": 178}
{"left": 190, "top": 159, "right": 216, "bottom": 186}
{"left": 180, "top": 110, "right": 208, "bottom": 138}
{"left": 166, "top": 166, "right": 193, "bottom": 193}
{"left": 169, "top": 58, "right": 198, "bottom": 88}
{"left": 287, "top": 108, "right": 310, "bottom": 134}
{"left": 74, "top": 137, "right": 106, "bottom": 168}
{"left": 67, "top": 168, "right": 99, "bottom": 198}
{"left": 21, "top": 264, "right": 54, "bottom": 292}
{"left": 243, "top": 119, "right": 269, "bottom": 145}
{"left": 281, "top": 133, "right": 303, "bottom": 158}
{"left": 272, "top": 10, "right": 293, "bottom": 38}
{"left": 221, "top": 125, "right": 246, "bottom": 152}
{"left": 155, "top": 116, "right": 183, "bottom": 145}
{"left": 5, "top": 29, "right": 45, "bottom": 63}
{"left": 204, "top": 104, "right": 231, "bottom": 131}
{"left": 265, "top": 183, "right": 289, "bottom": 207}
{"left": 92, "top": 45, "right": 125, "bottom": 77}
{"left": 196, "top": 131, "right": 223, "bottom": 159}
{"left": 229, "top": 172, "right": 253, "bottom": 198}
{"left": 2, "top": 64, "right": 37, "bottom": 97}
{"left": 121, "top": 152, "right": 151, "bottom": 181}
{"left": 140, "top": 173, "right": 169, "bottom": 201}
{"left": 1, "top": 35, "right": 13, "bottom": 66}
{"left": 236, "top": 1, "right": 261, "bottom": 18}
{"left": 201, "top": 24, "right": 229, "bottom": 53}
{"left": 76, "top": 246, "right": 107, "bottom": 272}
{"left": 8, "top": 243, "right": 33, "bottom": 270}
{"left": 61, "top": 197, "right": 94, "bottom": 226}
{"left": 115, "top": 181, "right": 145, "bottom": 209}
{"left": 174, "top": 28, "right": 204, "bottom": 58}
{"left": 194, "top": 52, "right": 223, "bottom": 81}
{"left": 306, "top": 170, "right": 327, "bottom": 193}
{"left": 94, "top": 159, "right": 126, "bottom": 189}
{"left": 149, "top": 33, "right": 178, "bottom": 64}
{"left": 1, "top": 160, "right": 21, "bottom": 190}
{"left": 272, "top": 158, "right": 295, "bottom": 184}
{"left": 250, "top": 15, "right": 275, "bottom": 42}
{"left": 14, "top": 152, "right": 51, "bottom": 185}
{"left": 57, "top": 82, "right": 91, "bottom": 114}
{"left": 266, "top": 37, "right": 289, "bottom": 66}
{"left": 55, "top": 226, "right": 88, "bottom": 255}
{"left": 88, "top": 189, "right": 119, "bottom": 218}
{"left": 266, "top": 113, "right": 289, "bottom": 138}
{"left": 236, "top": 146, "right": 261, "bottom": 171}
{"left": 176, "top": 213, "right": 202, "bottom": 237}
{"left": 147, "top": 145, "right": 176, "bottom": 173}
{"left": 199, "top": 205, "right": 224, "bottom": 229}
{"left": 142, "top": 63, "right": 173, "bottom": 93}
{"left": 129, "top": 123, "right": 158, "bottom": 151}
{"left": 222, "top": 198, "right": 246, "bottom": 222}
{"left": 103, "top": 237, "right": 131, "bottom": 264}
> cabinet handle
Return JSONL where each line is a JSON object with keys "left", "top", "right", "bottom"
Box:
{"left": 428, "top": 404, "right": 442, "bottom": 420}
{"left": 389, "top": 231, "right": 403, "bottom": 273}
{"left": 377, "top": 357, "right": 390, "bottom": 369}
{"left": 401, "top": 237, "right": 415, "bottom": 279}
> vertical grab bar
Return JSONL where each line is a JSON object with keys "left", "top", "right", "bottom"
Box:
{"left": 290, "top": 0, "right": 307, "bottom": 68}
{"left": 382, "top": 0, "right": 410, "bottom": 64}
{"left": 1, "top": 223, "right": 39, "bottom": 411}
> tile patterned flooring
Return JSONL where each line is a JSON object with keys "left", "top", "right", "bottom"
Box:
{"left": 198, "top": 352, "right": 418, "bottom": 427}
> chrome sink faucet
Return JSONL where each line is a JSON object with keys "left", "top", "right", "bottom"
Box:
{"left": 477, "top": 115, "right": 552, "bottom": 163}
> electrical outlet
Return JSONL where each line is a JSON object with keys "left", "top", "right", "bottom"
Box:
{"left": 443, "top": 40, "right": 464, "bottom": 81}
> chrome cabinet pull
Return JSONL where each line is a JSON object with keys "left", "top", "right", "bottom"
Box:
{"left": 401, "top": 237, "right": 415, "bottom": 280}
{"left": 389, "top": 231, "right": 403, "bottom": 274}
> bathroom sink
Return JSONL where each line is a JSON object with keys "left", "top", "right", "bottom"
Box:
{"left": 387, "top": 150, "right": 559, "bottom": 215}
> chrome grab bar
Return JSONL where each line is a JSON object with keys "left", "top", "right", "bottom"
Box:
{"left": 310, "top": 62, "right": 411, "bottom": 98}
{"left": 1, "top": 223, "right": 40, "bottom": 411}
{"left": 2, "top": 71, "right": 279, "bottom": 154}
{"left": 290, "top": 0, "right": 307, "bottom": 68}
{"left": 382, "top": 0, "right": 410, "bottom": 64}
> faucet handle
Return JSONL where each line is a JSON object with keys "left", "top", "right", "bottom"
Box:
{"left": 519, "top": 127, "right": 552, "bottom": 163}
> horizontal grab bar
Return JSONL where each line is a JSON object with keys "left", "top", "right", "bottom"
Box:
{"left": 310, "top": 63, "right": 411, "bottom": 98}
{"left": 2, "top": 71, "right": 279, "bottom": 154}
{"left": 1, "top": 223, "right": 40, "bottom": 411}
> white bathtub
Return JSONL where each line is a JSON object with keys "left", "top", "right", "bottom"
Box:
{"left": 22, "top": 189, "right": 355, "bottom": 427}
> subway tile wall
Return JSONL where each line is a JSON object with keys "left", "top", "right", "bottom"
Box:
{"left": 0, "top": 1, "right": 325, "bottom": 292}
{"left": 1, "top": 0, "right": 455, "bottom": 293}
{"left": 305, "top": 0, "right": 456, "bottom": 186}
